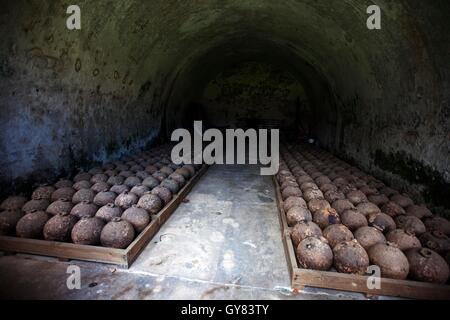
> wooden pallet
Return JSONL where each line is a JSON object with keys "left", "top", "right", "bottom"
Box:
{"left": 272, "top": 176, "right": 450, "bottom": 300}
{"left": 0, "top": 166, "right": 208, "bottom": 268}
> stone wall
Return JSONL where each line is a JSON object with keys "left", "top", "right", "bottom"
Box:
{"left": 198, "top": 61, "right": 308, "bottom": 129}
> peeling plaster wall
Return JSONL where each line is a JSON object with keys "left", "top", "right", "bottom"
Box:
{"left": 0, "top": 0, "right": 449, "bottom": 208}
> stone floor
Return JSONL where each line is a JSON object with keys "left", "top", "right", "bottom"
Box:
{"left": 0, "top": 165, "right": 375, "bottom": 300}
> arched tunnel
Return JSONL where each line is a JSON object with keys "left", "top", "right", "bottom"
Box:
{"left": 0, "top": 1, "right": 449, "bottom": 300}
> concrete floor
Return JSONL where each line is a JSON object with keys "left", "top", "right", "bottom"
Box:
{"left": 0, "top": 165, "right": 372, "bottom": 300}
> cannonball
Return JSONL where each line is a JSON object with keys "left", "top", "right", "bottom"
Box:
{"left": 93, "top": 191, "right": 117, "bottom": 207}
{"left": 71, "top": 217, "right": 105, "bottom": 245}
{"left": 100, "top": 218, "right": 135, "bottom": 249}
{"left": 72, "top": 188, "right": 95, "bottom": 204}
{"left": 114, "top": 191, "right": 138, "bottom": 209}
{"left": 341, "top": 209, "right": 368, "bottom": 231}
{"left": 368, "top": 243, "right": 409, "bottom": 280}
{"left": 32, "top": 185, "right": 55, "bottom": 200}
{"left": 291, "top": 221, "right": 323, "bottom": 248}
{"left": 122, "top": 205, "right": 151, "bottom": 232}
{"left": 96, "top": 203, "right": 123, "bottom": 222}
{"left": 323, "top": 224, "right": 354, "bottom": 248}
{"left": 73, "top": 180, "right": 92, "bottom": 191}
{"left": 137, "top": 193, "right": 163, "bottom": 214}
{"left": 16, "top": 210, "right": 51, "bottom": 239}
{"left": 70, "top": 201, "right": 98, "bottom": 219}
{"left": 151, "top": 186, "right": 172, "bottom": 205}
{"left": 0, "top": 210, "right": 24, "bottom": 235}
{"left": 0, "top": 196, "right": 28, "bottom": 211}
{"left": 46, "top": 198, "right": 74, "bottom": 216}
{"left": 296, "top": 237, "right": 333, "bottom": 271}
{"left": 354, "top": 226, "right": 386, "bottom": 250}
{"left": 43, "top": 212, "right": 78, "bottom": 242}
{"left": 333, "top": 240, "right": 369, "bottom": 274}
{"left": 405, "top": 248, "right": 449, "bottom": 284}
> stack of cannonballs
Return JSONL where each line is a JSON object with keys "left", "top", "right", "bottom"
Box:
{"left": 277, "top": 142, "right": 450, "bottom": 284}
{"left": 0, "top": 144, "right": 202, "bottom": 249}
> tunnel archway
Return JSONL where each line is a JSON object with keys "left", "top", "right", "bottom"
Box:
{"left": 162, "top": 37, "right": 337, "bottom": 145}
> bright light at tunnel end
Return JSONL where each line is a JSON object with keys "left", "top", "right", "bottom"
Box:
{"left": 170, "top": 121, "right": 280, "bottom": 175}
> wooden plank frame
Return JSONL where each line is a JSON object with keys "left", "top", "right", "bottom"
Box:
{"left": 272, "top": 176, "right": 450, "bottom": 300}
{"left": 0, "top": 165, "right": 208, "bottom": 268}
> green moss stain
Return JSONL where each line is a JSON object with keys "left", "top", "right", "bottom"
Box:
{"left": 373, "top": 150, "right": 450, "bottom": 208}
